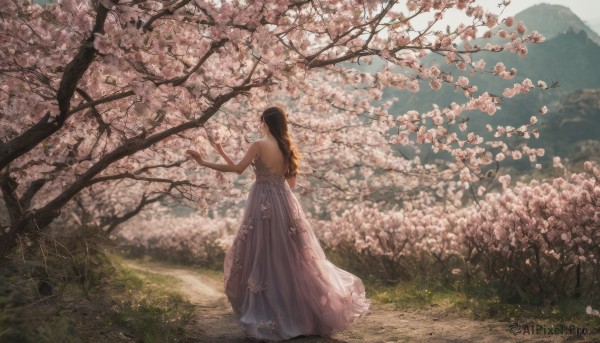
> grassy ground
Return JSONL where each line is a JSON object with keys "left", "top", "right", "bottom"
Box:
{"left": 4, "top": 245, "right": 599, "bottom": 342}
{"left": 121, "top": 253, "right": 225, "bottom": 280}
{"left": 0, "top": 250, "right": 196, "bottom": 343}
{"left": 118, "top": 252, "right": 600, "bottom": 332}
{"left": 365, "top": 277, "right": 600, "bottom": 331}
{"left": 101, "top": 253, "right": 196, "bottom": 342}
{"left": 323, "top": 244, "right": 600, "bottom": 332}
{"left": 118, "top": 253, "right": 600, "bottom": 340}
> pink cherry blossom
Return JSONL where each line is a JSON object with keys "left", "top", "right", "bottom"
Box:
{"left": 0, "top": 0, "right": 558, "bottom": 289}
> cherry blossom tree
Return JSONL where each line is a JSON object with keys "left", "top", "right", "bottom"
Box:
{"left": 1, "top": 0, "right": 549, "bottom": 256}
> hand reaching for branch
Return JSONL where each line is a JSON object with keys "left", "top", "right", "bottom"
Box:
{"left": 208, "top": 135, "right": 223, "bottom": 152}
{"left": 203, "top": 126, "right": 235, "bottom": 165}
{"left": 205, "top": 127, "right": 223, "bottom": 152}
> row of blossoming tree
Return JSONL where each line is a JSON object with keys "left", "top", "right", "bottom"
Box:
{"left": 116, "top": 159, "right": 600, "bottom": 303}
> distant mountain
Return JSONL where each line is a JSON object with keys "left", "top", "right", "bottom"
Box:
{"left": 360, "top": 5, "right": 600, "bottom": 113}
{"left": 350, "top": 4, "right": 600, "bottom": 171}
{"left": 339, "top": 4, "right": 600, "bottom": 173}
{"left": 513, "top": 4, "right": 600, "bottom": 46}
{"left": 535, "top": 88, "right": 600, "bottom": 159}
{"left": 380, "top": 26, "right": 600, "bottom": 146}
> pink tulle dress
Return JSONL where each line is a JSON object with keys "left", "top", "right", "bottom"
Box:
{"left": 223, "top": 156, "right": 371, "bottom": 341}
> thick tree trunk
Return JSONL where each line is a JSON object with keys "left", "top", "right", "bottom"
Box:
{"left": 1, "top": 3, "right": 115, "bottom": 256}
{"left": 0, "top": 112, "right": 217, "bottom": 257}
{"left": 0, "top": 171, "right": 23, "bottom": 226}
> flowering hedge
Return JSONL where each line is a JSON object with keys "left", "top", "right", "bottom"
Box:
{"left": 115, "top": 161, "right": 600, "bottom": 303}
{"left": 114, "top": 214, "right": 237, "bottom": 270}
{"left": 464, "top": 165, "right": 600, "bottom": 301}
{"left": 316, "top": 162, "right": 600, "bottom": 302}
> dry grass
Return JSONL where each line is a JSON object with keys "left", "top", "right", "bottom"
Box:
{"left": 0, "top": 225, "right": 195, "bottom": 342}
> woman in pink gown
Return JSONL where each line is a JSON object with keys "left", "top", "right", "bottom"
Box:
{"left": 186, "top": 107, "right": 370, "bottom": 341}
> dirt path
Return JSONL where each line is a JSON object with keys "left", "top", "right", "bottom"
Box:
{"left": 122, "top": 259, "right": 597, "bottom": 343}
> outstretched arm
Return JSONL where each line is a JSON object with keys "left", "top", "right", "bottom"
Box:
{"left": 215, "top": 146, "right": 235, "bottom": 166}
{"left": 186, "top": 141, "right": 260, "bottom": 175}
{"left": 204, "top": 127, "right": 235, "bottom": 165}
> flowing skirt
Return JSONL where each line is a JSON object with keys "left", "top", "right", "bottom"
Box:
{"left": 223, "top": 180, "right": 371, "bottom": 341}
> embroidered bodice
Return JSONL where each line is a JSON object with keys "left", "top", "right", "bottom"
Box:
{"left": 251, "top": 157, "right": 287, "bottom": 187}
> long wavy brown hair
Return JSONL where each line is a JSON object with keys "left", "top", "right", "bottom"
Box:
{"left": 260, "top": 107, "right": 301, "bottom": 177}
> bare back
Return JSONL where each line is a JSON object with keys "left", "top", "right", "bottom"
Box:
{"left": 256, "top": 138, "right": 288, "bottom": 175}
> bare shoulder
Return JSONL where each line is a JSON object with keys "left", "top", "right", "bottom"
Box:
{"left": 250, "top": 139, "right": 262, "bottom": 157}
{"left": 252, "top": 139, "right": 264, "bottom": 150}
